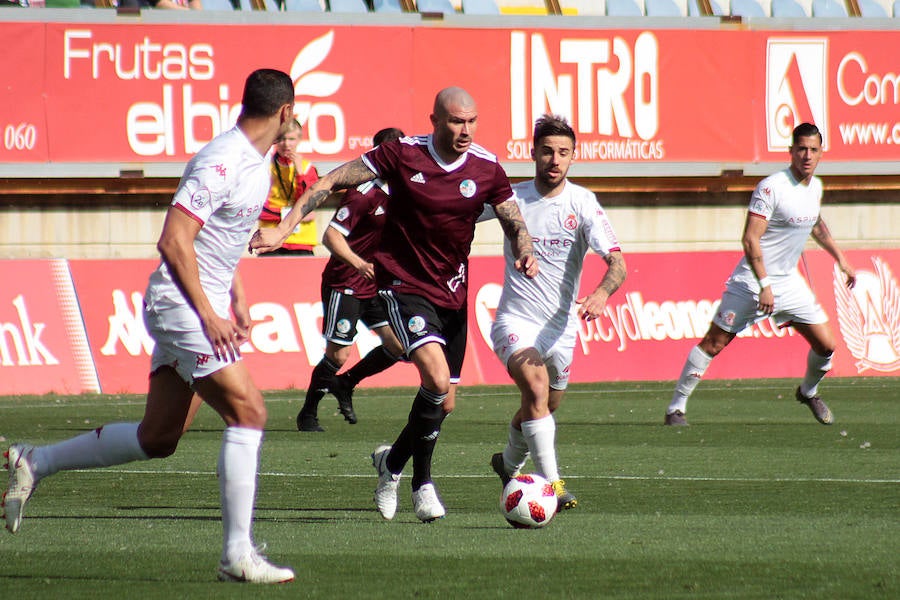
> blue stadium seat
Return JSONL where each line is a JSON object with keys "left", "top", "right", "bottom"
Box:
{"left": 461, "top": 0, "right": 499, "bottom": 13}
{"left": 417, "top": 0, "right": 456, "bottom": 12}
{"left": 811, "top": 0, "right": 847, "bottom": 15}
{"left": 645, "top": 0, "right": 682, "bottom": 14}
{"left": 373, "top": 0, "right": 402, "bottom": 10}
{"left": 330, "top": 0, "right": 368, "bottom": 10}
{"left": 284, "top": 0, "right": 324, "bottom": 9}
{"left": 204, "top": 0, "right": 237, "bottom": 9}
{"left": 688, "top": 0, "right": 725, "bottom": 14}
{"left": 771, "top": 0, "right": 807, "bottom": 15}
{"left": 857, "top": 0, "right": 888, "bottom": 15}
{"left": 731, "top": 0, "right": 766, "bottom": 15}
{"left": 606, "top": 0, "right": 643, "bottom": 15}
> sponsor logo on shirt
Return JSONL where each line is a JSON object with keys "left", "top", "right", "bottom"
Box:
{"left": 374, "top": 206, "right": 385, "bottom": 216}
{"left": 214, "top": 163, "right": 227, "bottom": 179}
{"left": 410, "top": 172, "right": 426, "bottom": 184}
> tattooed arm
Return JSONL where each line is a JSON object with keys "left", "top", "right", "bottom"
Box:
{"left": 811, "top": 216, "right": 856, "bottom": 288}
{"left": 575, "top": 251, "right": 627, "bottom": 321}
{"left": 250, "top": 158, "right": 375, "bottom": 254}
{"left": 493, "top": 199, "right": 538, "bottom": 278}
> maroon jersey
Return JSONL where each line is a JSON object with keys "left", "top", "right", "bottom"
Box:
{"left": 321, "top": 180, "right": 390, "bottom": 299}
{"left": 362, "top": 135, "right": 513, "bottom": 310}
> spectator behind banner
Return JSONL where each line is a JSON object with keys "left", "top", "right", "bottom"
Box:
{"left": 257, "top": 119, "right": 320, "bottom": 256}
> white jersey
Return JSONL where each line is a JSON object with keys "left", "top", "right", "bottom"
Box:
{"left": 729, "top": 168, "right": 822, "bottom": 288}
{"left": 495, "top": 179, "right": 621, "bottom": 334}
{"left": 145, "top": 127, "right": 269, "bottom": 317}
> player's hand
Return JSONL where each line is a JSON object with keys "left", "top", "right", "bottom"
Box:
{"left": 248, "top": 228, "right": 286, "bottom": 255}
{"left": 576, "top": 292, "right": 608, "bottom": 322}
{"left": 356, "top": 261, "right": 376, "bottom": 280}
{"left": 757, "top": 285, "right": 775, "bottom": 315}
{"left": 839, "top": 262, "right": 856, "bottom": 289}
{"left": 515, "top": 253, "right": 538, "bottom": 279}
{"left": 202, "top": 315, "right": 245, "bottom": 363}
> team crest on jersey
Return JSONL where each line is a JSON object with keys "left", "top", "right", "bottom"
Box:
{"left": 407, "top": 316, "right": 426, "bottom": 334}
{"left": 190, "top": 187, "right": 211, "bottom": 211}
{"left": 336, "top": 319, "right": 352, "bottom": 334}
{"left": 833, "top": 256, "right": 900, "bottom": 373}
{"left": 459, "top": 179, "right": 476, "bottom": 198}
{"left": 508, "top": 333, "right": 519, "bottom": 344}
{"left": 564, "top": 214, "right": 577, "bottom": 231}
{"left": 336, "top": 207, "right": 350, "bottom": 222}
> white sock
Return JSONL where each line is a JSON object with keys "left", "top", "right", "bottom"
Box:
{"left": 800, "top": 350, "right": 833, "bottom": 398}
{"left": 668, "top": 346, "right": 713, "bottom": 414}
{"left": 501, "top": 422, "right": 529, "bottom": 476}
{"left": 30, "top": 422, "right": 148, "bottom": 481}
{"left": 219, "top": 426, "right": 262, "bottom": 565}
{"left": 521, "top": 415, "right": 558, "bottom": 483}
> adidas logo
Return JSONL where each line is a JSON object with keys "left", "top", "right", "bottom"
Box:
{"left": 374, "top": 206, "right": 385, "bottom": 216}
{"left": 410, "top": 172, "right": 426, "bottom": 184}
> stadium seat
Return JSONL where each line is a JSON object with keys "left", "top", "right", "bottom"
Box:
{"left": 373, "top": 0, "right": 402, "bottom": 10}
{"left": 203, "top": 0, "right": 238, "bottom": 8}
{"left": 731, "top": 0, "right": 766, "bottom": 15}
{"left": 811, "top": 0, "right": 846, "bottom": 15}
{"left": 462, "top": 0, "right": 500, "bottom": 13}
{"left": 857, "top": 0, "right": 888, "bottom": 15}
{"left": 771, "top": 0, "right": 807, "bottom": 15}
{"left": 330, "top": 0, "right": 368, "bottom": 10}
{"left": 417, "top": 0, "right": 456, "bottom": 12}
{"left": 284, "top": 0, "right": 324, "bottom": 9}
{"left": 645, "top": 0, "right": 683, "bottom": 14}
{"left": 688, "top": 0, "right": 725, "bottom": 14}
{"left": 606, "top": 0, "right": 643, "bottom": 14}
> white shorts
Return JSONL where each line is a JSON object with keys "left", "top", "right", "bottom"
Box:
{"left": 713, "top": 274, "right": 828, "bottom": 333}
{"left": 490, "top": 315, "right": 575, "bottom": 390}
{"left": 144, "top": 303, "right": 240, "bottom": 385}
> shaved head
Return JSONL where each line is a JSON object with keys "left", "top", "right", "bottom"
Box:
{"left": 433, "top": 87, "right": 476, "bottom": 117}
{"left": 430, "top": 87, "right": 479, "bottom": 162}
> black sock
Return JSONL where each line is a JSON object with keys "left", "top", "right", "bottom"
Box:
{"left": 300, "top": 357, "right": 340, "bottom": 414}
{"left": 409, "top": 387, "right": 447, "bottom": 490}
{"left": 343, "top": 346, "right": 399, "bottom": 387}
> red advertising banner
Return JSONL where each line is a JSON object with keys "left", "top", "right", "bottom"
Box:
{"left": 1, "top": 20, "right": 898, "bottom": 167}
{"left": 2, "top": 250, "right": 897, "bottom": 396}
{"left": 0, "top": 260, "right": 98, "bottom": 394}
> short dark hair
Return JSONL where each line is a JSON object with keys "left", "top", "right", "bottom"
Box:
{"left": 533, "top": 114, "right": 576, "bottom": 146}
{"left": 240, "top": 69, "right": 294, "bottom": 119}
{"left": 792, "top": 122, "right": 823, "bottom": 146}
{"left": 373, "top": 127, "right": 404, "bottom": 147}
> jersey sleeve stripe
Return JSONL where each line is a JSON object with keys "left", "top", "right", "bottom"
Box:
{"left": 173, "top": 202, "right": 205, "bottom": 226}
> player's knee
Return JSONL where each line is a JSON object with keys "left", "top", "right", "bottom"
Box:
{"left": 138, "top": 431, "right": 181, "bottom": 459}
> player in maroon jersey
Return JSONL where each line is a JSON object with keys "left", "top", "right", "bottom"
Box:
{"left": 251, "top": 87, "right": 537, "bottom": 522}
{"left": 297, "top": 127, "right": 407, "bottom": 432}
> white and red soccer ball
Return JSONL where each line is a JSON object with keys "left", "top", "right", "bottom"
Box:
{"left": 499, "top": 473, "right": 557, "bottom": 529}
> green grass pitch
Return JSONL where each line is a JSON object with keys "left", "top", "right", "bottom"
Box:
{"left": 1, "top": 378, "right": 898, "bottom": 599}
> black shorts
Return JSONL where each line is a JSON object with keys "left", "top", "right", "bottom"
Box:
{"left": 321, "top": 284, "right": 391, "bottom": 346}
{"left": 378, "top": 290, "right": 467, "bottom": 381}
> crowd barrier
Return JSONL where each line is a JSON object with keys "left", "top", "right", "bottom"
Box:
{"left": 1, "top": 249, "right": 898, "bottom": 395}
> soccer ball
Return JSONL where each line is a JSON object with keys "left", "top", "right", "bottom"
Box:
{"left": 499, "top": 473, "right": 557, "bottom": 529}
